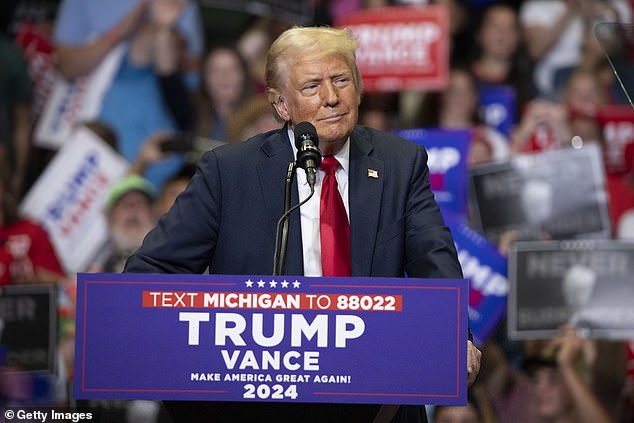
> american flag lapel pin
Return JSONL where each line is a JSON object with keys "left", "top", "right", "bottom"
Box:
{"left": 367, "top": 169, "right": 379, "bottom": 179}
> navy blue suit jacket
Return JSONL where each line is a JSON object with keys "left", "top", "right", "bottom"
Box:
{"left": 125, "top": 125, "right": 461, "bottom": 279}
{"left": 124, "top": 125, "right": 462, "bottom": 423}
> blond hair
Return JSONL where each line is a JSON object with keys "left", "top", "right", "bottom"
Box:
{"left": 265, "top": 26, "right": 362, "bottom": 104}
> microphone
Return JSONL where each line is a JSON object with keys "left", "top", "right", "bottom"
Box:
{"left": 294, "top": 122, "right": 322, "bottom": 189}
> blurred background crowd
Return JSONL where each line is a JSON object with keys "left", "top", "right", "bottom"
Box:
{"left": 1, "top": 0, "right": 634, "bottom": 422}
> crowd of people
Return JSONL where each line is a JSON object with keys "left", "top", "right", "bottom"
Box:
{"left": 1, "top": 0, "right": 634, "bottom": 422}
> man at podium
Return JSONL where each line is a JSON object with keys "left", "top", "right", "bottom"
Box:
{"left": 125, "top": 25, "right": 481, "bottom": 423}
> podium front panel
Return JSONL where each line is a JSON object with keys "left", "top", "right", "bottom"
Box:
{"left": 74, "top": 273, "right": 468, "bottom": 405}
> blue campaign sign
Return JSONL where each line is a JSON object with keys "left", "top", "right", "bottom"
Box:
{"left": 394, "top": 128, "right": 471, "bottom": 218}
{"left": 478, "top": 85, "right": 517, "bottom": 138}
{"left": 444, "top": 214, "right": 508, "bottom": 346}
{"left": 74, "top": 273, "right": 468, "bottom": 406}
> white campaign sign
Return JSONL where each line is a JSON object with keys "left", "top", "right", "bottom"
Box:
{"left": 34, "top": 44, "right": 124, "bottom": 149}
{"left": 20, "top": 127, "right": 130, "bottom": 273}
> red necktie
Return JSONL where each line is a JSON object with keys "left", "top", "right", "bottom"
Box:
{"left": 320, "top": 156, "right": 351, "bottom": 276}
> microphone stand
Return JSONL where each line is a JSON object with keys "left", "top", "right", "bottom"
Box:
{"left": 273, "top": 162, "right": 316, "bottom": 276}
{"left": 274, "top": 162, "right": 296, "bottom": 276}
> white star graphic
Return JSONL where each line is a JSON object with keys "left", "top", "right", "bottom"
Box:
{"left": 245, "top": 279, "right": 254, "bottom": 288}
{"left": 292, "top": 280, "right": 301, "bottom": 288}
{"left": 257, "top": 279, "right": 266, "bottom": 288}
{"left": 281, "top": 280, "right": 289, "bottom": 288}
{"left": 269, "top": 280, "right": 278, "bottom": 288}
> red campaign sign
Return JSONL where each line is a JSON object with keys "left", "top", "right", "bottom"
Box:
{"left": 527, "top": 125, "right": 558, "bottom": 153}
{"left": 336, "top": 6, "right": 449, "bottom": 93}
{"left": 598, "top": 104, "right": 634, "bottom": 174}
{"left": 14, "top": 22, "right": 56, "bottom": 119}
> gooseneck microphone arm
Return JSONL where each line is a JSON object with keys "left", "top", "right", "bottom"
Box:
{"left": 273, "top": 162, "right": 296, "bottom": 276}
{"left": 272, "top": 166, "right": 316, "bottom": 276}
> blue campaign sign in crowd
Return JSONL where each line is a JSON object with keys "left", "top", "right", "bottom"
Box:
{"left": 396, "top": 127, "right": 508, "bottom": 346}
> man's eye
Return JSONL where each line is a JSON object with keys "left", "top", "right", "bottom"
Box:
{"left": 334, "top": 77, "right": 350, "bottom": 86}
{"left": 302, "top": 84, "right": 319, "bottom": 94}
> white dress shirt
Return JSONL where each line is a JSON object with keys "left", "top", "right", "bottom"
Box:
{"left": 287, "top": 127, "right": 350, "bottom": 276}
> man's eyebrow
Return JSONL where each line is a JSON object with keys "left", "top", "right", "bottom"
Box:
{"left": 295, "top": 68, "right": 352, "bottom": 86}
{"left": 332, "top": 69, "right": 352, "bottom": 77}
{"left": 298, "top": 76, "right": 321, "bottom": 84}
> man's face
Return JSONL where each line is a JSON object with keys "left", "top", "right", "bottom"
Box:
{"left": 273, "top": 54, "right": 361, "bottom": 154}
{"left": 107, "top": 191, "right": 155, "bottom": 252}
{"left": 533, "top": 367, "right": 573, "bottom": 421}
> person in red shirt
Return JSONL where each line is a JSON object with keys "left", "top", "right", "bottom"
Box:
{"left": 0, "top": 166, "right": 65, "bottom": 285}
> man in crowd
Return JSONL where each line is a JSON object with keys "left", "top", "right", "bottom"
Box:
{"left": 125, "top": 26, "right": 480, "bottom": 423}
{"left": 525, "top": 326, "right": 613, "bottom": 423}
{"left": 97, "top": 174, "right": 157, "bottom": 273}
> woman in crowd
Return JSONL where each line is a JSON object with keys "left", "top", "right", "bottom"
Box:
{"left": 194, "top": 44, "right": 254, "bottom": 142}
{"left": 470, "top": 3, "right": 535, "bottom": 118}
{"left": 417, "top": 67, "right": 510, "bottom": 166}
{"left": 510, "top": 67, "right": 606, "bottom": 153}
{"left": 562, "top": 69, "right": 607, "bottom": 146}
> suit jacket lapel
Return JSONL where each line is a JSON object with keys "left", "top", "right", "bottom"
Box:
{"left": 349, "top": 127, "right": 384, "bottom": 276}
{"left": 256, "top": 127, "right": 304, "bottom": 276}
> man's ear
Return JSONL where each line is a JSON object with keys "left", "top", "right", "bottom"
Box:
{"left": 272, "top": 97, "right": 291, "bottom": 122}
